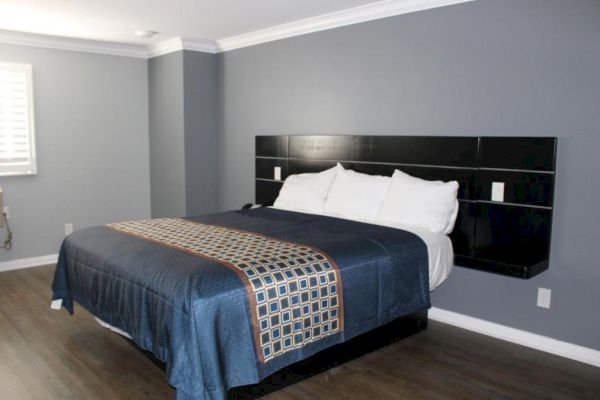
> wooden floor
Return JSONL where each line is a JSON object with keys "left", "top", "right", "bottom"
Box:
{"left": 1, "top": 265, "right": 598, "bottom": 400}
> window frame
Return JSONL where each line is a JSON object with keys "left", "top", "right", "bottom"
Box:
{"left": 0, "top": 62, "right": 37, "bottom": 177}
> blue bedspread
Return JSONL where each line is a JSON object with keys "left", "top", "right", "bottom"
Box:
{"left": 52, "top": 208, "right": 429, "bottom": 399}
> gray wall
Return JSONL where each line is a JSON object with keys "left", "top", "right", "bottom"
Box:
{"left": 148, "top": 52, "right": 186, "bottom": 217}
{"left": 0, "top": 43, "right": 151, "bottom": 262}
{"left": 217, "top": 0, "right": 600, "bottom": 350}
{"left": 149, "top": 50, "right": 218, "bottom": 218}
{"left": 183, "top": 51, "right": 218, "bottom": 216}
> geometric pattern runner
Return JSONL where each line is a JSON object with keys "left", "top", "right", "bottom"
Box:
{"left": 107, "top": 218, "right": 343, "bottom": 363}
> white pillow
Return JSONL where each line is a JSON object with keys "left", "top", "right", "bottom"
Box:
{"left": 324, "top": 169, "right": 391, "bottom": 221}
{"left": 376, "top": 169, "right": 459, "bottom": 234}
{"left": 445, "top": 199, "right": 460, "bottom": 234}
{"left": 273, "top": 164, "right": 343, "bottom": 214}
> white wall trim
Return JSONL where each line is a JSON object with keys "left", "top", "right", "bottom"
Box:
{"left": 0, "top": 29, "right": 219, "bottom": 59}
{"left": 146, "top": 37, "right": 182, "bottom": 58}
{"left": 0, "top": 0, "right": 477, "bottom": 57}
{"left": 429, "top": 307, "right": 600, "bottom": 368}
{"left": 216, "top": 0, "right": 477, "bottom": 52}
{"left": 181, "top": 38, "right": 220, "bottom": 55}
{"left": 147, "top": 37, "right": 219, "bottom": 58}
{"left": 0, "top": 254, "right": 58, "bottom": 273}
{"left": 0, "top": 29, "right": 149, "bottom": 58}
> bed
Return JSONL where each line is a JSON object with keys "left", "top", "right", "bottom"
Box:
{"left": 52, "top": 207, "right": 444, "bottom": 399}
{"left": 51, "top": 134, "right": 556, "bottom": 399}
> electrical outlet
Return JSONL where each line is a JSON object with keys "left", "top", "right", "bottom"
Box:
{"left": 2, "top": 206, "right": 8, "bottom": 219}
{"left": 64, "top": 223, "right": 74, "bottom": 236}
{"left": 491, "top": 182, "right": 505, "bottom": 202}
{"left": 537, "top": 287, "right": 551, "bottom": 309}
{"left": 274, "top": 166, "right": 282, "bottom": 181}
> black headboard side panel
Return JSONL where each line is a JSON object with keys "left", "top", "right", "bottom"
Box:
{"left": 255, "top": 135, "right": 557, "bottom": 279}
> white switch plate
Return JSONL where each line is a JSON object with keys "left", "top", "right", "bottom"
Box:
{"left": 2, "top": 206, "right": 8, "bottom": 219}
{"left": 537, "top": 287, "right": 551, "bottom": 309}
{"left": 274, "top": 166, "right": 282, "bottom": 181}
{"left": 491, "top": 182, "right": 505, "bottom": 202}
{"left": 64, "top": 223, "right": 73, "bottom": 236}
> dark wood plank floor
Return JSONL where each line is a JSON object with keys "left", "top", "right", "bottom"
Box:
{"left": 1, "top": 265, "right": 598, "bottom": 400}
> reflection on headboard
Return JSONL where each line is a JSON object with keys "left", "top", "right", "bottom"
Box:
{"left": 255, "top": 135, "right": 557, "bottom": 279}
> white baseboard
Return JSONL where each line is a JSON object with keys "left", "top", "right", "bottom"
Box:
{"left": 0, "top": 254, "right": 58, "bottom": 273}
{"left": 429, "top": 307, "right": 600, "bottom": 368}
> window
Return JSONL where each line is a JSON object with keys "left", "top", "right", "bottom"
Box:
{"left": 0, "top": 62, "right": 37, "bottom": 176}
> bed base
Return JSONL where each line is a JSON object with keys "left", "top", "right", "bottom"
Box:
{"left": 128, "top": 310, "right": 427, "bottom": 398}
{"left": 229, "top": 309, "right": 427, "bottom": 399}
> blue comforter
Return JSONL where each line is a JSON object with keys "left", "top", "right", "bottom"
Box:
{"left": 52, "top": 208, "right": 429, "bottom": 399}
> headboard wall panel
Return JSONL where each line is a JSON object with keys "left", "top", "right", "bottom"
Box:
{"left": 479, "top": 137, "right": 556, "bottom": 171}
{"left": 289, "top": 136, "right": 352, "bottom": 160}
{"left": 255, "top": 135, "right": 557, "bottom": 279}
{"left": 352, "top": 136, "right": 479, "bottom": 167}
{"left": 256, "top": 135, "right": 289, "bottom": 158}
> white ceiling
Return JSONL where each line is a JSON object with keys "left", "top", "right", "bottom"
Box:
{"left": 0, "top": 0, "right": 385, "bottom": 45}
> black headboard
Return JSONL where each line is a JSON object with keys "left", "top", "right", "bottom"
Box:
{"left": 255, "top": 135, "right": 557, "bottom": 279}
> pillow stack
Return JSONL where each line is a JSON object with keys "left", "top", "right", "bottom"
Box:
{"left": 273, "top": 164, "right": 459, "bottom": 234}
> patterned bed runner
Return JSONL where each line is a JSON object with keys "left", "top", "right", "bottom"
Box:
{"left": 107, "top": 218, "right": 343, "bottom": 363}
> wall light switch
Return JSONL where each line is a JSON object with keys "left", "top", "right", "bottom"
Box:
{"left": 274, "top": 166, "right": 282, "bottom": 181}
{"left": 537, "top": 287, "right": 551, "bottom": 309}
{"left": 64, "top": 223, "right": 73, "bottom": 236}
{"left": 491, "top": 182, "right": 505, "bottom": 202}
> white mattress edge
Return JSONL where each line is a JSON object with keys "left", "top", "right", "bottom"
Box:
{"left": 269, "top": 206, "right": 454, "bottom": 290}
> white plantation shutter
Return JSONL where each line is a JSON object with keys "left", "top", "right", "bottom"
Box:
{"left": 0, "top": 62, "right": 37, "bottom": 176}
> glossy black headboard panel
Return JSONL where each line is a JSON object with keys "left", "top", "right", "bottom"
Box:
{"left": 255, "top": 135, "right": 557, "bottom": 279}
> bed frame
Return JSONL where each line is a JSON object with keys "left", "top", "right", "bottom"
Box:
{"left": 135, "top": 310, "right": 426, "bottom": 398}
{"left": 255, "top": 135, "right": 557, "bottom": 279}
{"left": 229, "top": 310, "right": 427, "bottom": 399}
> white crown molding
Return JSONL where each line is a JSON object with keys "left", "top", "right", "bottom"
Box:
{"left": 429, "top": 307, "right": 600, "bottom": 368}
{"left": 181, "top": 38, "right": 220, "bottom": 54}
{"left": 0, "top": 0, "right": 477, "bottom": 57}
{"left": 146, "top": 37, "right": 183, "bottom": 58}
{"left": 216, "top": 0, "right": 477, "bottom": 52}
{"left": 0, "top": 29, "right": 148, "bottom": 58}
{"left": 0, "top": 29, "right": 218, "bottom": 58}
{"left": 0, "top": 253, "right": 58, "bottom": 273}
{"left": 147, "top": 37, "right": 219, "bottom": 58}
